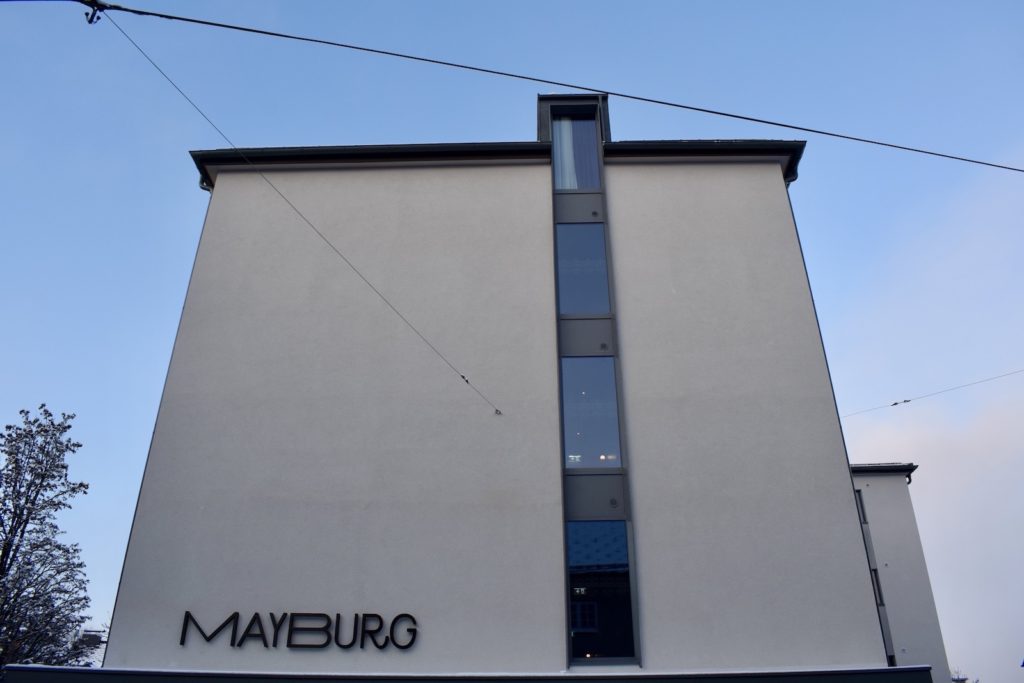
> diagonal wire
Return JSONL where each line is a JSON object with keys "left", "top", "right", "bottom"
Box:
{"left": 73, "top": 3, "right": 1024, "bottom": 422}
{"left": 841, "top": 367, "right": 1024, "bottom": 418}
{"left": 101, "top": 11, "right": 503, "bottom": 416}
{"left": 73, "top": 0, "right": 1024, "bottom": 174}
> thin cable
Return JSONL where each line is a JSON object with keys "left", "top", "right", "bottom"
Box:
{"left": 76, "top": 0, "right": 1024, "bottom": 174}
{"left": 102, "top": 11, "right": 503, "bottom": 416}
{"left": 76, "top": 4, "right": 1024, "bottom": 421}
{"left": 841, "top": 367, "right": 1024, "bottom": 418}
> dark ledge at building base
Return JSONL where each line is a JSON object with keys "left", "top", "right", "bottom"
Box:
{"left": 3, "top": 665, "right": 932, "bottom": 683}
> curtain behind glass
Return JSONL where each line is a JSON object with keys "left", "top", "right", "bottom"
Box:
{"left": 553, "top": 117, "right": 600, "bottom": 191}
{"left": 553, "top": 118, "right": 578, "bottom": 189}
{"left": 570, "top": 118, "right": 600, "bottom": 189}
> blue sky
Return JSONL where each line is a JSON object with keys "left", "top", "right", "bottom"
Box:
{"left": 2, "top": 1, "right": 1022, "bottom": 680}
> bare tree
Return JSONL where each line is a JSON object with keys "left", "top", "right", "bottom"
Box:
{"left": 0, "top": 406, "right": 94, "bottom": 666}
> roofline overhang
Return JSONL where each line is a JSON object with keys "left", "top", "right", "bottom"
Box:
{"left": 851, "top": 463, "right": 918, "bottom": 475}
{"left": 191, "top": 139, "right": 805, "bottom": 191}
{"left": 604, "top": 140, "right": 805, "bottom": 183}
{"left": 190, "top": 142, "right": 552, "bottom": 191}
{"left": 851, "top": 462, "right": 919, "bottom": 484}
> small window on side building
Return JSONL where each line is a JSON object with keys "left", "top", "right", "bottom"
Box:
{"left": 855, "top": 489, "right": 868, "bottom": 524}
{"left": 871, "top": 568, "right": 886, "bottom": 606}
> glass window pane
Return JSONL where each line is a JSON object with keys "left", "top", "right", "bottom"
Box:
{"left": 556, "top": 223, "right": 611, "bottom": 315}
{"left": 553, "top": 117, "right": 600, "bottom": 191}
{"left": 567, "top": 521, "right": 635, "bottom": 659}
{"left": 562, "top": 357, "right": 621, "bottom": 469}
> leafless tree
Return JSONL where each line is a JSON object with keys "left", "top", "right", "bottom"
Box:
{"left": 0, "top": 406, "right": 95, "bottom": 666}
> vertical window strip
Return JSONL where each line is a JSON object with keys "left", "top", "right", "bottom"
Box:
{"left": 548, "top": 101, "right": 636, "bottom": 663}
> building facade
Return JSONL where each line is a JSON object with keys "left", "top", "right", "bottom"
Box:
{"left": 6, "top": 96, "right": 946, "bottom": 683}
{"left": 852, "top": 464, "right": 950, "bottom": 683}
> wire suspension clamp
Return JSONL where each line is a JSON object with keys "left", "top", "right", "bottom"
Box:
{"left": 81, "top": 0, "right": 110, "bottom": 25}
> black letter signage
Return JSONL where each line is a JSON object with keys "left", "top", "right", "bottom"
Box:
{"left": 180, "top": 611, "right": 417, "bottom": 652}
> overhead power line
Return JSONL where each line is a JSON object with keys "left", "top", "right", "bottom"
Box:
{"left": 841, "top": 367, "right": 1024, "bottom": 418}
{"left": 97, "top": 10, "right": 503, "bottom": 416}
{"left": 71, "top": 0, "right": 1024, "bottom": 174}
{"left": 57, "top": 0, "right": 1024, "bottom": 420}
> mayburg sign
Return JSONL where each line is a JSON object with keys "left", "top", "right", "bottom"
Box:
{"left": 180, "top": 611, "right": 418, "bottom": 650}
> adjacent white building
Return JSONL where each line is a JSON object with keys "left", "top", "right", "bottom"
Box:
{"left": 5, "top": 95, "right": 948, "bottom": 683}
{"left": 852, "top": 464, "right": 950, "bottom": 682}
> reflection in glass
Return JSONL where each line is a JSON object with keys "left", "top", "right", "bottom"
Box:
{"left": 561, "top": 357, "right": 621, "bottom": 469}
{"left": 567, "top": 521, "right": 635, "bottom": 659}
{"left": 552, "top": 117, "right": 601, "bottom": 191}
{"left": 556, "top": 223, "right": 610, "bottom": 315}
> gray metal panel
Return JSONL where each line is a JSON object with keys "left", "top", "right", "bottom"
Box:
{"left": 554, "top": 193, "right": 604, "bottom": 223}
{"left": 559, "top": 318, "right": 616, "bottom": 356}
{"left": 564, "top": 474, "right": 628, "bottom": 520}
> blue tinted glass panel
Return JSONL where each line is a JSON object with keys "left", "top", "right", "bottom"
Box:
{"left": 556, "top": 223, "right": 611, "bottom": 315}
{"left": 567, "top": 521, "right": 635, "bottom": 659}
{"left": 552, "top": 117, "right": 600, "bottom": 191}
{"left": 562, "top": 357, "right": 621, "bottom": 469}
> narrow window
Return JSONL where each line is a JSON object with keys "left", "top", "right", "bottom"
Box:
{"left": 561, "top": 357, "right": 622, "bottom": 469}
{"left": 855, "top": 489, "right": 868, "bottom": 524}
{"left": 552, "top": 116, "right": 601, "bottom": 191}
{"left": 556, "top": 223, "right": 611, "bottom": 315}
{"left": 871, "top": 568, "right": 885, "bottom": 606}
{"left": 567, "top": 521, "right": 635, "bottom": 659}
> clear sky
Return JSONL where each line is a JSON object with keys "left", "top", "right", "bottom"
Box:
{"left": 2, "top": 1, "right": 1022, "bottom": 680}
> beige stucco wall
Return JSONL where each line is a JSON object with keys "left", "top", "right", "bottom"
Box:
{"left": 106, "top": 162, "right": 568, "bottom": 673}
{"left": 854, "top": 471, "right": 950, "bottom": 683}
{"left": 605, "top": 161, "right": 887, "bottom": 671}
{"left": 108, "top": 157, "right": 890, "bottom": 675}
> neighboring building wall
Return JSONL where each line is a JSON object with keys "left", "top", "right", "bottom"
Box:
{"left": 106, "top": 162, "right": 569, "bottom": 673}
{"left": 604, "top": 161, "right": 885, "bottom": 671}
{"left": 853, "top": 468, "right": 951, "bottom": 683}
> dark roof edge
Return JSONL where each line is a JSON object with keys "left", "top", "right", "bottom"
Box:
{"left": 191, "top": 139, "right": 807, "bottom": 190}
{"left": 851, "top": 463, "right": 919, "bottom": 476}
{"left": 190, "top": 142, "right": 552, "bottom": 190}
{"left": 605, "top": 140, "right": 806, "bottom": 184}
